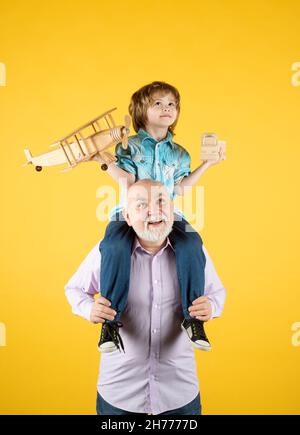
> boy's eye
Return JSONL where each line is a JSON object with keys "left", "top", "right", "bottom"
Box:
{"left": 153, "top": 101, "right": 176, "bottom": 108}
{"left": 136, "top": 202, "right": 147, "bottom": 209}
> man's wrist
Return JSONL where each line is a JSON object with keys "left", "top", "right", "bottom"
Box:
{"left": 207, "top": 298, "right": 215, "bottom": 320}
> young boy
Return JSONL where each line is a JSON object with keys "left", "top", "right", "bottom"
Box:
{"left": 93, "top": 81, "right": 225, "bottom": 353}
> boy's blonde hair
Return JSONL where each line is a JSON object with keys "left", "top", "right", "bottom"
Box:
{"left": 128, "top": 81, "right": 181, "bottom": 134}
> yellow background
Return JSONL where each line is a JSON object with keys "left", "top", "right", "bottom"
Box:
{"left": 1, "top": 0, "right": 300, "bottom": 414}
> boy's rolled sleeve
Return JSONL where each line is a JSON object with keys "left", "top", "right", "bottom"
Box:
{"left": 174, "top": 150, "right": 191, "bottom": 184}
{"left": 114, "top": 142, "right": 137, "bottom": 175}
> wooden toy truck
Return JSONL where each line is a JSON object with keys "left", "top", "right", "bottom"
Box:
{"left": 200, "top": 133, "right": 226, "bottom": 161}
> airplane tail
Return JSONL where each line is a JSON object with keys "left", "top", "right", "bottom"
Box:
{"left": 23, "top": 148, "right": 33, "bottom": 165}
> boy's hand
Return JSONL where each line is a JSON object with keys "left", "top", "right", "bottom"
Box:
{"left": 90, "top": 296, "right": 117, "bottom": 324}
{"left": 188, "top": 296, "right": 212, "bottom": 322}
{"left": 90, "top": 153, "right": 106, "bottom": 164}
{"left": 202, "top": 144, "right": 226, "bottom": 167}
{"left": 90, "top": 154, "right": 101, "bottom": 163}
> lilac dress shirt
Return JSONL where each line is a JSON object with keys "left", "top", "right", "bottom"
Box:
{"left": 65, "top": 237, "right": 226, "bottom": 414}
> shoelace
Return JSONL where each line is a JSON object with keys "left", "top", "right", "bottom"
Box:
{"left": 191, "top": 320, "right": 207, "bottom": 341}
{"left": 104, "top": 321, "right": 125, "bottom": 353}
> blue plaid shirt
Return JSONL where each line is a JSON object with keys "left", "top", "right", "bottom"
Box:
{"left": 109, "top": 128, "right": 191, "bottom": 220}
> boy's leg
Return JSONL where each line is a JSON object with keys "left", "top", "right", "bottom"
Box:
{"left": 169, "top": 215, "right": 210, "bottom": 351}
{"left": 168, "top": 215, "right": 206, "bottom": 320}
{"left": 99, "top": 212, "right": 135, "bottom": 324}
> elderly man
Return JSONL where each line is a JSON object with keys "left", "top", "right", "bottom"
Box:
{"left": 65, "top": 179, "right": 226, "bottom": 415}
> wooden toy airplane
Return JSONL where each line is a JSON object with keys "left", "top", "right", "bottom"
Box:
{"left": 200, "top": 133, "right": 226, "bottom": 161}
{"left": 23, "top": 108, "right": 130, "bottom": 172}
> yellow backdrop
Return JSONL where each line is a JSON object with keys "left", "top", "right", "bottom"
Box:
{"left": 0, "top": 0, "right": 299, "bottom": 415}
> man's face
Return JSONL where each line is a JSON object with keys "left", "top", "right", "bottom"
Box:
{"left": 123, "top": 183, "right": 174, "bottom": 243}
{"left": 146, "top": 92, "right": 178, "bottom": 130}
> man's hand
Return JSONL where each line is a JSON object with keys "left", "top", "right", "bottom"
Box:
{"left": 188, "top": 296, "right": 212, "bottom": 322}
{"left": 90, "top": 296, "right": 117, "bottom": 324}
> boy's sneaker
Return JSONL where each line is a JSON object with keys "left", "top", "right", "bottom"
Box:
{"left": 98, "top": 321, "right": 125, "bottom": 353}
{"left": 181, "top": 318, "right": 211, "bottom": 351}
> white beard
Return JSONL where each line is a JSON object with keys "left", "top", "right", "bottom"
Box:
{"left": 135, "top": 221, "right": 173, "bottom": 242}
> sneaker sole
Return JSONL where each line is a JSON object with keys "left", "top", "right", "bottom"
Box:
{"left": 98, "top": 344, "right": 118, "bottom": 353}
{"left": 181, "top": 325, "right": 212, "bottom": 351}
{"left": 191, "top": 341, "right": 211, "bottom": 351}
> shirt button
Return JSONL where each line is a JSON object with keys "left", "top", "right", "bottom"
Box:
{"left": 154, "top": 280, "right": 158, "bottom": 284}
{"left": 152, "top": 329, "right": 157, "bottom": 334}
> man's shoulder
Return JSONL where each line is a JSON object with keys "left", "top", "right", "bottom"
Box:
{"left": 86, "top": 242, "right": 101, "bottom": 262}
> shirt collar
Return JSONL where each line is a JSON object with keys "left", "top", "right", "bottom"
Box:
{"left": 132, "top": 236, "right": 175, "bottom": 256}
{"left": 137, "top": 128, "right": 175, "bottom": 148}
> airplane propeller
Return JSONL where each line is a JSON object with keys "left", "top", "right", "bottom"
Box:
{"left": 121, "top": 115, "right": 131, "bottom": 149}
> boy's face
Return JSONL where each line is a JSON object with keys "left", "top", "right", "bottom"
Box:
{"left": 145, "top": 92, "right": 178, "bottom": 130}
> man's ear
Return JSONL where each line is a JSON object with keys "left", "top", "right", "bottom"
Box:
{"left": 122, "top": 208, "right": 132, "bottom": 227}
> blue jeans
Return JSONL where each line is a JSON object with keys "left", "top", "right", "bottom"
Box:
{"left": 96, "top": 391, "right": 202, "bottom": 415}
{"left": 99, "top": 212, "right": 206, "bottom": 323}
